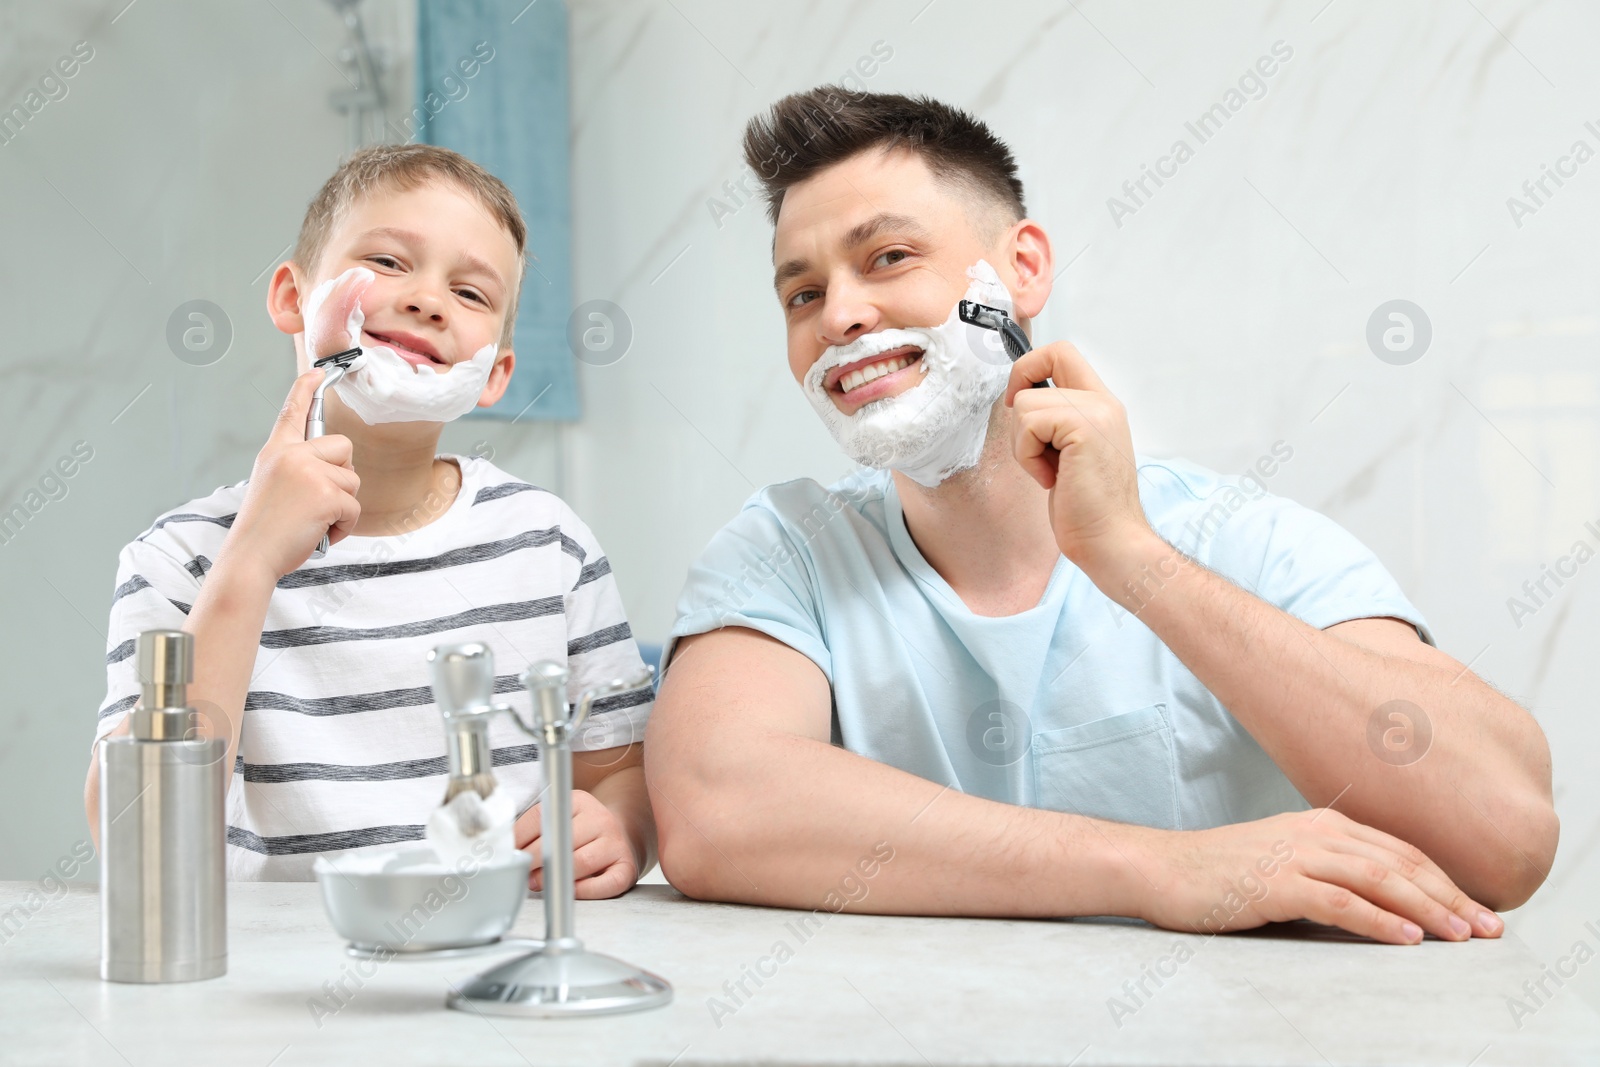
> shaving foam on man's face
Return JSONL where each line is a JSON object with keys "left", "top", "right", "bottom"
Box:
{"left": 299, "top": 265, "right": 497, "bottom": 425}
{"left": 802, "top": 258, "right": 1015, "bottom": 487}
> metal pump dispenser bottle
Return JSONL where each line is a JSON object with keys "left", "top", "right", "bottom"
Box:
{"left": 99, "top": 629, "right": 227, "bottom": 983}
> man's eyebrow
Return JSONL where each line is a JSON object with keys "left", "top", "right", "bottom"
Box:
{"left": 843, "top": 212, "right": 931, "bottom": 251}
{"left": 771, "top": 212, "right": 932, "bottom": 293}
{"left": 359, "top": 226, "right": 508, "bottom": 294}
{"left": 773, "top": 256, "right": 811, "bottom": 292}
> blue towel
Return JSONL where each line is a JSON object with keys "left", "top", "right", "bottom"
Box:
{"left": 415, "top": 0, "right": 578, "bottom": 421}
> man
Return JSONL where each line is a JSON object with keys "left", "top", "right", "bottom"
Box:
{"left": 644, "top": 89, "right": 1557, "bottom": 943}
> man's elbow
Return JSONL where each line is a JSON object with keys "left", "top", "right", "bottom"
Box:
{"left": 1477, "top": 796, "right": 1559, "bottom": 911}
{"left": 643, "top": 729, "right": 752, "bottom": 903}
{"left": 650, "top": 779, "right": 755, "bottom": 903}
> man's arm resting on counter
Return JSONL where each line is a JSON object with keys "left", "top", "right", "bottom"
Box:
{"left": 1104, "top": 529, "right": 1559, "bottom": 910}
{"left": 645, "top": 627, "right": 1156, "bottom": 918}
{"left": 649, "top": 628, "right": 1502, "bottom": 944}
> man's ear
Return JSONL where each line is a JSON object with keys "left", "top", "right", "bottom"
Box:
{"left": 1003, "top": 219, "right": 1053, "bottom": 321}
{"left": 477, "top": 347, "right": 517, "bottom": 408}
{"left": 266, "top": 262, "right": 309, "bottom": 336}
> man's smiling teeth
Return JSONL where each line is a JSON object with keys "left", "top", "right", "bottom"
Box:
{"left": 839, "top": 354, "right": 917, "bottom": 394}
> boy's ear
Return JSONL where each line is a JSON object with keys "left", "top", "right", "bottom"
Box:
{"left": 477, "top": 347, "right": 517, "bottom": 408}
{"left": 266, "top": 263, "right": 309, "bottom": 336}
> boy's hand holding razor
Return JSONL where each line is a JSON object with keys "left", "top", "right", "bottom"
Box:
{"left": 227, "top": 273, "right": 367, "bottom": 584}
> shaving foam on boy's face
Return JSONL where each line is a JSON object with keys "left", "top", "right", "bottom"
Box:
{"left": 299, "top": 265, "right": 497, "bottom": 425}
{"left": 803, "top": 258, "right": 1015, "bottom": 487}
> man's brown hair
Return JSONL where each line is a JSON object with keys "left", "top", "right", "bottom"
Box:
{"left": 292, "top": 143, "right": 527, "bottom": 346}
{"left": 742, "top": 88, "right": 1027, "bottom": 231}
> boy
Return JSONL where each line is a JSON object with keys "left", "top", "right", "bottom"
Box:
{"left": 85, "top": 144, "right": 654, "bottom": 898}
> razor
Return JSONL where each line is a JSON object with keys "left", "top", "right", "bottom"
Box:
{"left": 306, "top": 347, "right": 362, "bottom": 560}
{"left": 958, "top": 300, "right": 1047, "bottom": 388}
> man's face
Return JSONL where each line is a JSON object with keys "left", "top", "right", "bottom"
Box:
{"left": 772, "top": 148, "right": 1006, "bottom": 415}
{"left": 299, "top": 182, "right": 520, "bottom": 373}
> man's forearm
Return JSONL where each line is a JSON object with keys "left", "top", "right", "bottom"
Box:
{"left": 651, "top": 724, "right": 1159, "bottom": 919}
{"left": 1095, "top": 529, "right": 1555, "bottom": 904}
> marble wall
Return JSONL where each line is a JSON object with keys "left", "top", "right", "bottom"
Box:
{"left": 1, "top": 0, "right": 1595, "bottom": 1021}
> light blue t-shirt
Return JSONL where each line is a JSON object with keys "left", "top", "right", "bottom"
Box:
{"left": 665, "top": 455, "right": 1433, "bottom": 831}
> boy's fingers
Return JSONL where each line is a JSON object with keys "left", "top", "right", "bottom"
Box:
{"left": 307, "top": 269, "right": 373, "bottom": 358}
{"left": 575, "top": 862, "right": 631, "bottom": 900}
{"left": 514, "top": 803, "right": 542, "bottom": 847}
{"left": 571, "top": 838, "right": 622, "bottom": 880}
{"left": 305, "top": 433, "right": 354, "bottom": 470}
{"left": 271, "top": 369, "right": 324, "bottom": 445}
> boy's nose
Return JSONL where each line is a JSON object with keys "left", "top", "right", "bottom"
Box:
{"left": 404, "top": 290, "right": 447, "bottom": 323}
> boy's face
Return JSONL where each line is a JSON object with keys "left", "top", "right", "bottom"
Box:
{"left": 771, "top": 147, "right": 1036, "bottom": 416}
{"left": 279, "top": 182, "right": 521, "bottom": 375}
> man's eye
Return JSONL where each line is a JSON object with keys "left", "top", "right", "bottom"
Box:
{"left": 786, "top": 289, "right": 820, "bottom": 309}
{"left": 872, "top": 249, "right": 908, "bottom": 269}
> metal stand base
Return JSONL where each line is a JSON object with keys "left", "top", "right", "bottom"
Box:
{"left": 345, "top": 937, "right": 541, "bottom": 962}
{"left": 447, "top": 941, "right": 672, "bottom": 1017}
{"left": 430, "top": 652, "right": 669, "bottom": 1019}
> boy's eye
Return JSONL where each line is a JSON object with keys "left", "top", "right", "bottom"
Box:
{"left": 456, "top": 288, "right": 487, "bottom": 305}
{"left": 368, "top": 254, "right": 402, "bottom": 270}
{"left": 786, "top": 289, "right": 820, "bottom": 309}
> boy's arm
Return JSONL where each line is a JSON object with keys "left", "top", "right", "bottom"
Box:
{"left": 84, "top": 371, "right": 361, "bottom": 844}
{"left": 645, "top": 626, "right": 1499, "bottom": 945}
{"left": 512, "top": 745, "right": 654, "bottom": 898}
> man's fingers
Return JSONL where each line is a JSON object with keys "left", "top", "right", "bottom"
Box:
{"left": 1330, "top": 818, "right": 1499, "bottom": 936}
{"left": 1317, "top": 835, "right": 1478, "bottom": 939}
{"left": 1011, "top": 409, "right": 1062, "bottom": 489}
{"left": 1005, "top": 341, "right": 1109, "bottom": 405}
{"left": 270, "top": 369, "right": 324, "bottom": 445}
{"left": 1295, "top": 875, "right": 1424, "bottom": 945}
{"left": 1298, "top": 851, "right": 1467, "bottom": 942}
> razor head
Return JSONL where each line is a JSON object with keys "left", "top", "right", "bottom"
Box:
{"left": 313, "top": 347, "right": 363, "bottom": 369}
{"left": 958, "top": 300, "right": 1011, "bottom": 332}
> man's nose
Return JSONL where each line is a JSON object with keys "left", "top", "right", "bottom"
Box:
{"left": 818, "top": 278, "right": 878, "bottom": 346}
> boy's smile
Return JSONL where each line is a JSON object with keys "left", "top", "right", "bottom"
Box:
{"left": 361, "top": 327, "right": 445, "bottom": 368}
{"left": 295, "top": 183, "right": 521, "bottom": 373}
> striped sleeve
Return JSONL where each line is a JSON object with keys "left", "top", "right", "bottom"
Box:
{"left": 95, "top": 536, "right": 205, "bottom": 749}
{"left": 558, "top": 507, "right": 652, "bottom": 752}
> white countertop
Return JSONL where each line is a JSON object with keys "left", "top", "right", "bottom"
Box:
{"left": 2, "top": 880, "right": 1596, "bottom": 1065}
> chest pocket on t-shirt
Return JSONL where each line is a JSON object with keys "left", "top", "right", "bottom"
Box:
{"left": 1031, "top": 703, "right": 1181, "bottom": 830}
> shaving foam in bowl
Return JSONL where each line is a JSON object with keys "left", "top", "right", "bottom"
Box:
{"left": 314, "top": 844, "right": 531, "bottom": 952}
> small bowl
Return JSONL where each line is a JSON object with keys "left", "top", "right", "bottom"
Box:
{"left": 314, "top": 846, "right": 532, "bottom": 953}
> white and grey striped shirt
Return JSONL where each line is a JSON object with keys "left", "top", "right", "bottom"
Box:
{"left": 94, "top": 455, "right": 652, "bottom": 881}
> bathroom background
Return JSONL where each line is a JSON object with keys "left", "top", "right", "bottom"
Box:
{"left": 2, "top": 0, "right": 1596, "bottom": 1012}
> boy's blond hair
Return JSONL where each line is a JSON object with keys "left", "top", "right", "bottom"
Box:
{"left": 293, "top": 143, "right": 527, "bottom": 347}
